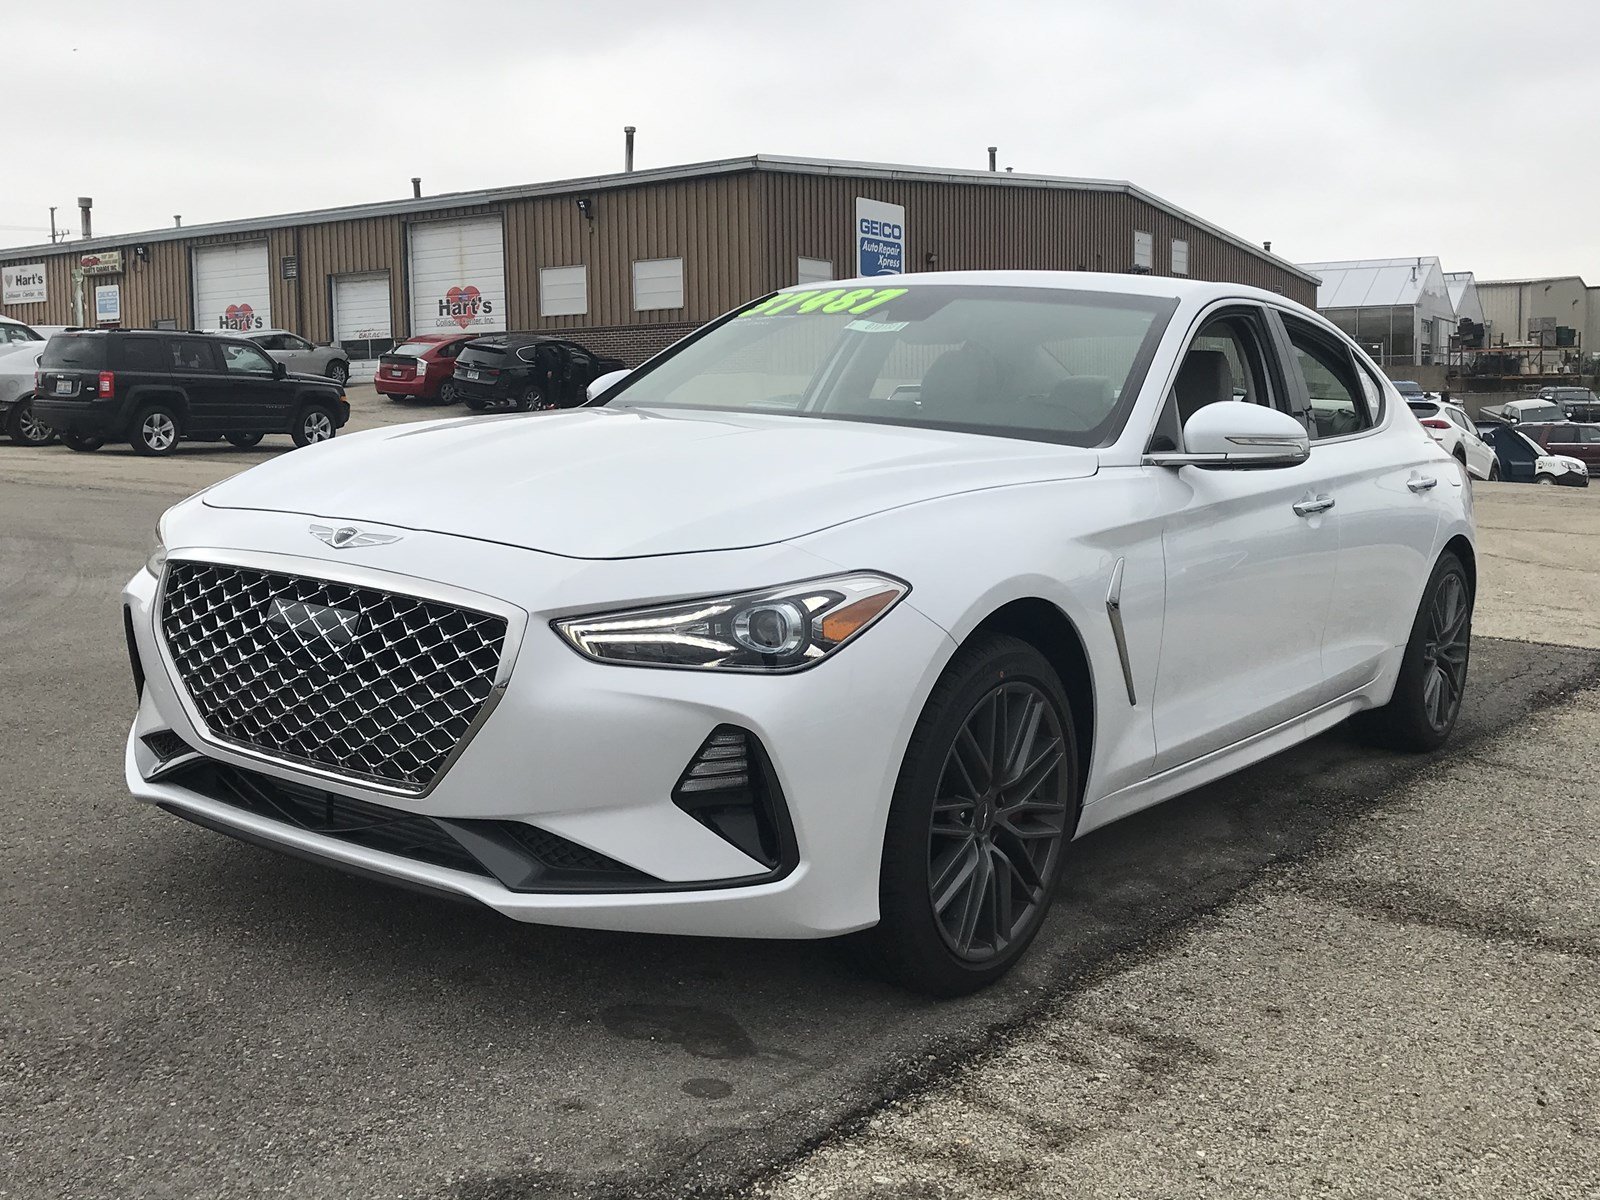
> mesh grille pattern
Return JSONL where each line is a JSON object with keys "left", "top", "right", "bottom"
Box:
{"left": 161, "top": 561, "right": 508, "bottom": 791}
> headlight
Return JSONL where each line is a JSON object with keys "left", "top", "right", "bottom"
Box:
{"left": 145, "top": 519, "right": 168, "bottom": 578}
{"left": 554, "top": 573, "right": 909, "bottom": 672}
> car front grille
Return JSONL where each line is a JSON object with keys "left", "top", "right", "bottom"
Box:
{"left": 159, "top": 560, "right": 509, "bottom": 792}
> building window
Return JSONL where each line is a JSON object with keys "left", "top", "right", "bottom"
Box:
{"left": 633, "top": 258, "right": 685, "bottom": 311}
{"left": 1171, "top": 239, "right": 1189, "bottom": 276}
{"left": 540, "top": 265, "right": 588, "bottom": 317}
{"left": 797, "top": 256, "right": 833, "bottom": 284}
{"left": 1133, "top": 231, "right": 1154, "bottom": 271}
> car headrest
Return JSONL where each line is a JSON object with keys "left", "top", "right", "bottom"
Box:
{"left": 1045, "top": 376, "right": 1113, "bottom": 431}
{"left": 1175, "top": 349, "right": 1233, "bottom": 424}
{"left": 918, "top": 347, "right": 1000, "bottom": 420}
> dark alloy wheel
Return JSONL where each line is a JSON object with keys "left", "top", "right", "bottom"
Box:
{"left": 325, "top": 360, "right": 349, "bottom": 387}
{"left": 860, "top": 633, "right": 1079, "bottom": 996}
{"left": 1357, "top": 551, "right": 1472, "bottom": 752}
{"left": 61, "top": 432, "right": 105, "bottom": 452}
{"left": 130, "top": 405, "right": 180, "bottom": 456}
{"left": 513, "top": 386, "right": 547, "bottom": 413}
{"left": 226, "top": 432, "right": 264, "bottom": 448}
{"left": 292, "top": 405, "right": 337, "bottom": 448}
{"left": 438, "top": 381, "right": 460, "bottom": 405}
{"left": 6, "top": 397, "right": 54, "bottom": 446}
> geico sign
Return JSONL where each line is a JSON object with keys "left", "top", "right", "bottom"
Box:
{"left": 859, "top": 218, "right": 904, "bottom": 240}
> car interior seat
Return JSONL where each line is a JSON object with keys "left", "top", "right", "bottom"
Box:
{"left": 1174, "top": 349, "right": 1233, "bottom": 424}
{"left": 917, "top": 346, "right": 1002, "bottom": 423}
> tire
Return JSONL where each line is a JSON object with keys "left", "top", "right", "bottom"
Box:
{"left": 1357, "top": 551, "right": 1472, "bottom": 753}
{"left": 1488, "top": 462, "right": 1500, "bottom": 481}
{"left": 61, "top": 432, "right": 105, "bottom": 452}
{"left": 513, "top": 386, "right": 545, "bottom": 413}
{"left": 6, "top": 397, "right": 54, "bottom": 446}
{"left": 292, "top": 404, "right": 337, "bottom": 448}
{"left": 129, "top": 405, "right": 181, "bottom": 456}
{"left": 463, "top": 395, "right": 487, "bottom": 412}
{"left": 325, "top": 360, "right": 349, "bottom": 387}
{"left": 226, "top": 432, "right": 263, "bottom": 448}
{"left": 438, "top": 381, "right": 460, "bottom": 405}
{"left": 1536, "top": 474, "right": 1557, "bottom": 486}
{"left": 857, "top": 633, "right": 1079, "bottom": 997}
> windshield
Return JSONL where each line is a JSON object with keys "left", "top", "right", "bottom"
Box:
{"left": 602, "top": 285, "right": 1176, "bottom": 446}
{"left": 387, "top": 341, "right": 440, "bottom": 358}
{"left": 40, "top": 335, "right": 104, "bottom": 369}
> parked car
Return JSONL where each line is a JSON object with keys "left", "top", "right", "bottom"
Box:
{"left": 0, "top": 341, "right": 52, "bottom": 445}
{"left": 452, "top": 334, "right": 625, "bottom": 411}
{"left": 124, "top": 273, "right": 1476, "bottom": 996}
{"left": 1479, "top": 397, "right": 1567, "bottom": 425}
{"left": 1536, "top": 386, "right": 1600, "bottom": 423}
{"left": 206, "top": 328, "right": 351, "bottom": 386}
{"left": 376, "top": 333, "right": 477, "bottom": 403}
{"left": 0, "top": 313, "right": 45, "bottom": 355}
{"left": 1518, "top": 422, "right": 1600, "bottom": 474}
{"left": 1476, "top": 422, "right": 1589, "bottom": 486}
{"left": 1407, "top": 398, "right": 1497, "bottom": 480}
{"left": 34, "top": 330, "right": 350, "bottom": 456}
{"left": 1391, "top": 379, "right": 1440, "bottom": 403}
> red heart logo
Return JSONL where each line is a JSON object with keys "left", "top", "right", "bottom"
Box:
{"left": 445, "top": 285, "right": 480, "bottom": 329}
{"left": 224, "top": 303, "right": 253, "bottom": 330}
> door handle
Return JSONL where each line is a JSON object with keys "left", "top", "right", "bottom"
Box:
{"left": 1293, "top": 495, "right": 1336, "bottom": 517}
{"left": 1408, "top": 475, "right": 1438, "bottom": 493}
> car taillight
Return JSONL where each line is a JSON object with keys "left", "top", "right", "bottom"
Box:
{"left": 1419, "top": 418, "right": 1449, "bottom": 429}
{"left": 98, "top": 370, "right": 115, "bottom": 398}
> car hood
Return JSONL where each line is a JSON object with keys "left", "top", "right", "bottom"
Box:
{"left": 202, "top": 406, "right": 1099, "bottom": 558}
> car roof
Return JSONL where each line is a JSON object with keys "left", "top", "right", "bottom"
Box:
{"left": 771, "top": 269, "right": 1319, "bottom": 312}
{"left": 397, "top": 333, "right": 470, "bottom": 343}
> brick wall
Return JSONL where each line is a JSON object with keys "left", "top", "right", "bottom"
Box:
{"left": 561, "top": 321, "right": 701, "bottom": 367}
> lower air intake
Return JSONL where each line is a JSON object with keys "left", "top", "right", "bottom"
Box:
{"left": 672, "top": 726, "right": 795, "bottom": 872}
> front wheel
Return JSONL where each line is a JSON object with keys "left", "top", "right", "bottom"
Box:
{"left": 859, "top": 633, "right": 1078, "bottom": 997}
{"left": 1536, "top": 474, "right": 1557, "bottom": 486}
{"left": 325, "top": 360, "right": 349, "bottom": 387}
{"left": 129, "top": 405, "right": 181, "bottom": 456}
{"left": 226, "top": 432, "right": 264, "bottom": 448}
{"left": 292, "top": 405, "right": 337, "bottom": 448}
{"left": 1488, "top": 462, "right": 1501, "bottom": 481}
{"left": 438, "top": 381, "right": 460, "bottom": 405}
{"left": 6, "top": 397, "right": 54, "bottom": 446}
{"left": 61, "top": 432, "right": 105, "bottom": 452}
{"left": 1357, "top": 551, "right": 1472, "bottom": 752}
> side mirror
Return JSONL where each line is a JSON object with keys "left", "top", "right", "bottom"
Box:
{"left": 273, "top": 361, "right": 287, "bottom": 379}
{"left": 586, "top": 368, "right": 630, "bottom": 401}
{"left": 1145, "top": 401, "right": 1309, "bottom": 469}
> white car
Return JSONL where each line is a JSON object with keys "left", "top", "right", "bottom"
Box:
{"left": 204, "top": 328, "right": 351, "bottom": 385}
{"left": 0, "top": 318, "right": 51, "bottom": 445}
{"left": 123, "top": 273, "right": 1475, "bottom": 995}
{"left": 1407, "top": 398, "right": 1497, "bottom": 480}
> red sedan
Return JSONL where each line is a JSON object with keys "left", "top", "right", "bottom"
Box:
{"left": 376, "top": 334, "right": 476, "bottom": 403}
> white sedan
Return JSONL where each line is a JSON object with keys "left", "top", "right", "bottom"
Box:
{"left": 122, "top": 273, "right": 1475, "bottom": 995}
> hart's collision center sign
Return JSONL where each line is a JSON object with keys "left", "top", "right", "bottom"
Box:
{"left": 2, "top": 263, "right": 48, "bottom": 305}
{"left": 855, "top": 197, "right": 905, "bottom": 277}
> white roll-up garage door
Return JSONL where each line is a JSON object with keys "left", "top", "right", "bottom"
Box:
{"left": 193, "top": 242, "right": 271, "bottom": 333}
{"left": 332, "top": 271, "right": 394, "bottom": 358}
{"left": 408, "top": 217, "right": 506, "bottom": 336}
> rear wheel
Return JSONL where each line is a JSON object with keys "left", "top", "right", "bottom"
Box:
{"left": 292, "top": 404, "right": 337, "bottom": 448}
{"left": 129, "top": 405, "right": 180, "bottom": 456}
{"left": 6, "top": 397, "right": 54, "bottom": 446}
{"left": 463, "top": 395, "right": 487, "bottom": 412}
{"left": 859, "top": 633, "right": 1078, "bottom": 996}
{"left": 61, "top": 432, "right": 105, "bottom": 452}
{"left": 438, "top": 381, "right": 460, "bottom": 405}
{"left": 325, "top": 360, "right": 349, "bottom": 386}
{"left": 225, "top": 432, "right": 264, "bottom": 448}
{"left": 1357, "top": 551, "right": 1472, "bottom": 752}
{"left": 513, "top": 386, "right": 547, "bottom": 413}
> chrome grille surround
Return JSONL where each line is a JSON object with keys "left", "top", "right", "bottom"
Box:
{"left": 156, "top": 552, "right": 523, "bottom": 796}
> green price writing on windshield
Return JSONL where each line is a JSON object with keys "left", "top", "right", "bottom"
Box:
{"left": 740, "top": 286, "right": 909, "bottom": 318}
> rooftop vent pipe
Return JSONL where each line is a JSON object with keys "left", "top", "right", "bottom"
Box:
{"left": 987, "top": 146, "right": 997, "bottom": 171}
{"left": 625, "top": 126, "right": 636, "bottom": 173}
{"left": 78, "top": 196, "right": 92, "bottom": 239}
{"left": 411, "top": 176, "right": 422, "bottom": 198}
{"left": 174, "top": 215, "right": 182, "bottom": 227}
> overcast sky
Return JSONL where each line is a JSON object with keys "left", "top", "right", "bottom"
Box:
{"left": 6, "top": 0, "right": 1596, "bottom": 282}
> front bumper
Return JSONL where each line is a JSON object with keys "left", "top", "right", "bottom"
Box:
{"left": 1555, "top": 471, "right": 1590, "bottom": 488}
{"left": 123, "top": 505, "right": 953, "bottom": 937}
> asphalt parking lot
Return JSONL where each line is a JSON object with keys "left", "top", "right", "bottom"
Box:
{"left": 3, "top": 392, "right": 1598, "bottom": 1198}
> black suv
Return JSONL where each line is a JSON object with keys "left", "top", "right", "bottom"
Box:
{"left": 33, "top": 330, "right": 350, "bottom": 456}
{"left": 452, "top": 334, "right": 624, "bottom": 412}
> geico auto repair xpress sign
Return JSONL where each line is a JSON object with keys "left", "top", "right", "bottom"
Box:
{"left": 855, "top": 197, "right": 906, "bottom": 277}
{"left": 2, "top": 263, "right": 48, "bottom": 305}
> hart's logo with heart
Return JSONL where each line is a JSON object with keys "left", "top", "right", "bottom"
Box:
{"left": 438, "top": 285, "right": 493, "bottom": 329}
{"left": 220, "top": 303, "right": 261, "bottom": 331}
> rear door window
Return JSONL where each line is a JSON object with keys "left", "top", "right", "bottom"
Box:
{"left": 1281, "top": 316, "right": 1372, "bottom": 439}
{"left": 169, "top": 338, "right": 218, "bottom": 372}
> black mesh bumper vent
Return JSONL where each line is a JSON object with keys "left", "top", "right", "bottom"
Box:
{"left": 671, "top": 726, "right": 796, "bottom": 872}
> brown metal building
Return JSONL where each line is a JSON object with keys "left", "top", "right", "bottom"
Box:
{"left": 0, "top": 156, "right": 1316, "bottom": 367}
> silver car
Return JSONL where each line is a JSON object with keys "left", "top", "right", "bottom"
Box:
{"left": 238, "top": 329, "right": 350, "bottom": 385}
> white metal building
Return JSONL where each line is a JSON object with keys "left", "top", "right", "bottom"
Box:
{"left": 1298, "top": 256, "right": 1460, "bottom": 366}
